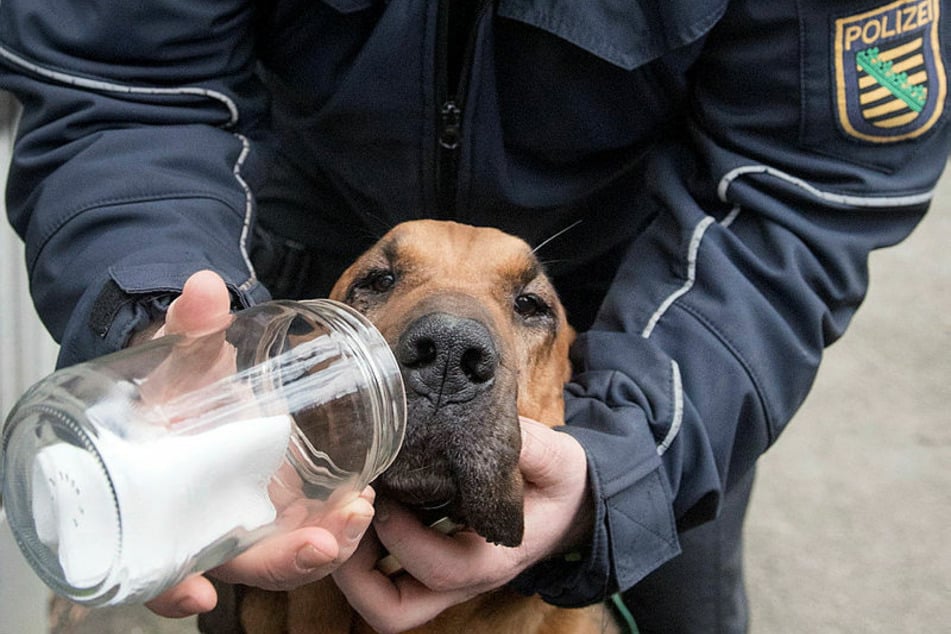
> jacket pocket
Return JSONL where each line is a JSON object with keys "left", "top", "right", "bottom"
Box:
{"left": 498, "top": 0, "right": 726, "bottom": 70}
{"left": 321, "top": 0, "right": 377, "bottom": 13}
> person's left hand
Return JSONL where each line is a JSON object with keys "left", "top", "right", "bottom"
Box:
{"left": 331, "top": 418, "right": 592, "bottom": 634}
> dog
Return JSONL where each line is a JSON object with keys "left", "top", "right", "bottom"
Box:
{"left": 237, "top": 220, "right": 617, "bottom": 633}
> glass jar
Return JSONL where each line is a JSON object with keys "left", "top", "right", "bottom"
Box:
{"left": 0, "top": 299, "right": 405, "bottom": 606}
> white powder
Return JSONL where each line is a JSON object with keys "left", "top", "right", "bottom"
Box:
{"left": 31, "top": 412, "right": 292, "bottom": 603}
{"left": 32, "top": 443, "right": 119, "bottom": 588}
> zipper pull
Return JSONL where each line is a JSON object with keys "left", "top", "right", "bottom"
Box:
{"left": 439, "top": 100, "right": 462, "bottom": 150}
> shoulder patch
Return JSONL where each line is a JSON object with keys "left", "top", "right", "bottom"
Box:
{"left": 834, "top": 0, "right": 945, "bottom": 142}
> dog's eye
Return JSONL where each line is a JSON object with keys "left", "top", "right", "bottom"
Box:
{"left": 357, "top": 270, "right": 396, "bottom": 293}
{"left": 514, "top": 293, "right": 549, "bottom": 319}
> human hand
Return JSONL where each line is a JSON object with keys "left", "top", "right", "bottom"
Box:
{"left": 146, "top": 487, "right": 376, "bottom": 617}
{"left": 331, "top": 418, "right": 592, "bottom": 634}
{"left": 136, "top": 271, "right": 377, "bottom": 617}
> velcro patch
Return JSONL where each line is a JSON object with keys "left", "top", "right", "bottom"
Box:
{"left": 834, "top": 0, "right": 946, "bottom": 142}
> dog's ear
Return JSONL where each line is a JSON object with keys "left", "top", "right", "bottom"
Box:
{"left": 453, "top": 450, "right": 525, "bottom": 547}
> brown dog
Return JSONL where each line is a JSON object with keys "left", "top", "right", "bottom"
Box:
{"left": 238, "top": 220, "right": 616, "bottom": 633}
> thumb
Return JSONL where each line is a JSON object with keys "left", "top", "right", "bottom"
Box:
{"left": 518, "top": 417, "right": 576, "bottom": 487}
{"left": 165, "top": 270, "right": 233, "bottom": 336}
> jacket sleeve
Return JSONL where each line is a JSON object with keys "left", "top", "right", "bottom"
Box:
{"left": 0, "top": 0, "right": 273, "bottom": 368}
{"left": 515, "top": 0, "right": 951, "bottom": 606}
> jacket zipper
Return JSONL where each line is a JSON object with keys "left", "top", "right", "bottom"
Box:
{"left": 434, "top": 0, "right": 489, "bottom": 216}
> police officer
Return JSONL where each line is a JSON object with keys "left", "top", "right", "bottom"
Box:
{"left": 1, "top": 0, "right": 948, "bottom": 631}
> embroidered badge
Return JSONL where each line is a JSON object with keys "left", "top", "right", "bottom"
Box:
{"left": 834, "top": 0, "right": 946, "bottom": 142}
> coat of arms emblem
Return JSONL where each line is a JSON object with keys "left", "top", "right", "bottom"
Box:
{"left": 834, "top": 0, "right": 945, "bottom": 142}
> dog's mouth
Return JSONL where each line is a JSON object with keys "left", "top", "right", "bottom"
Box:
{"left": 376, "top": 452, "right": 457, "bottom": 519}
{"left": 394, "top": 496, "right": 456, "bottom": 530}
{"left": 375, "top": 379, "right": 525, "bottom": 547}
{"left": 414, "top": 497, "right": 454, "bottom": 516}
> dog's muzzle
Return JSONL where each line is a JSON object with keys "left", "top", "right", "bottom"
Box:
{"left": 378, "top": 311, "right": 524, "bottom": 547}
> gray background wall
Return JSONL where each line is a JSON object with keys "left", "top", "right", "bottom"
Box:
{"left": 0, "top": 94, "right": 58, "bottom": 634}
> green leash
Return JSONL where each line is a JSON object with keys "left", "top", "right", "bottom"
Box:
{"left": 610, "top": 592, "right": 639, "bottom": 634}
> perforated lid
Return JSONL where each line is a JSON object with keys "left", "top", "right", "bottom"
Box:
{"left": 2, "top": 404, "right": 121, "bottom": 602}
{"left": 31, "top": 441, "right": 120, "bottom": 587}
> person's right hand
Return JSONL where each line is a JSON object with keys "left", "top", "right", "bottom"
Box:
{"left": 331, "top": 418, "right": 592, "bottom": 634}
{"left": 133, "top": 270, "right": 378, "bottom": 618}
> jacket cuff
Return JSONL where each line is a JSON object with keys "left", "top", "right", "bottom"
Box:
{"left": 511, "top": 393, "right": 680, "bottom": 607}
{"left": 56, "top": 262, "right": 270, "bottom": 368}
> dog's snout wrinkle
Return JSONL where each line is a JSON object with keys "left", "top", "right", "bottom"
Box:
{"left": 397, "top": 312, "right": 499, "bottom": 404}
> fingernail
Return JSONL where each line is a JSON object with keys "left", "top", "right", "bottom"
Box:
{"left": 346, "top": 500, "right": 375, "bottom": 541}
{"left": 295, "top": 545, "right": 327, "bottom": 571}
{"left": 361, "top": 485, "right": 376, "bottom": 505}
{"left": 175, "top": 595, "right": 206, "bottom": 616}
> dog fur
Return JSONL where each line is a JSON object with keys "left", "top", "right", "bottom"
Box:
{"left": 239, "top": 220, "right": 616, "bottom": 634}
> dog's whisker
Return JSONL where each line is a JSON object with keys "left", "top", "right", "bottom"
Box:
{"left": 534, "top": 256, "right": 574, "bottom": 268}
{"left": 354, "top": 209, "right": 398, "bottom": 240}
{"left": 496, "top": 361, "right": 518, "bottom": 377}
{"left": 401, "top": 462, "right": 439, "bottom": 477}
{"left": 531, "top": 219, "right": 583, "bottom": 254}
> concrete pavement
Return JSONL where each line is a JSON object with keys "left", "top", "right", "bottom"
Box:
{"left": 744, "top": 168, "right": 950, "bottom": 632}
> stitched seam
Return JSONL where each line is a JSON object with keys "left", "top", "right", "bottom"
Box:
{"left": 594, "top": 440, "right": 678, "bottom": 558}
{"left": 0, "top": 43, "right": 239, "bottom": 127}
{"left": 674, "top": 300, "right": 777, "bottom": 445}
{"left": 609, "top": 473, "right": 679, "bottom": 551}
{"left": 27, "top": 191, "right": 242, "bottom": 276}
{"left": 642, "top": 216, "right": 715, "bottom": 339}
{"left": 718, "top": 164, "right": 936, "bottom": 208}
{"left": 596, "top": 389, "right": 675, "bottom": 494}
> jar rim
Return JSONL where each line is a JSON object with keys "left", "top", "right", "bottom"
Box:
{"left": 288, "top": 299, "right": 407, "bottom": 483}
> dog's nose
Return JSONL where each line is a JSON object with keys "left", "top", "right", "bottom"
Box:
{"left": 396, "top": 313, "right": 499, "bottom": 403}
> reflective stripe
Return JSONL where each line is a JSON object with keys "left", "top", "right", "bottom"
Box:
{"left": 718, "top": 164, "right": 935, "bottom": 208}
{"left": 656, "top": 360, "right": 683, "bottom": 456}
{"left": 232, "top": 134, "right": 258, "bottom": 289}
{"left": 0, "top": 43, "right": 256, "bottom": 286}
{"left": 642, "top": 216, "right": 716, "bottom": 456}
{"left": 720, "top": 204, "right": 742, "bottom": 228}
{"left": 0, "top": 44, "right": 239, "bottom": 126}
{"left": 641, "top": 216, "right": 715, "bottom": 339}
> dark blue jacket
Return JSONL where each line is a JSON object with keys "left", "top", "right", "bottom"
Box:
{"left": 2, "top": 0, "right": 949, "bottom": 607}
